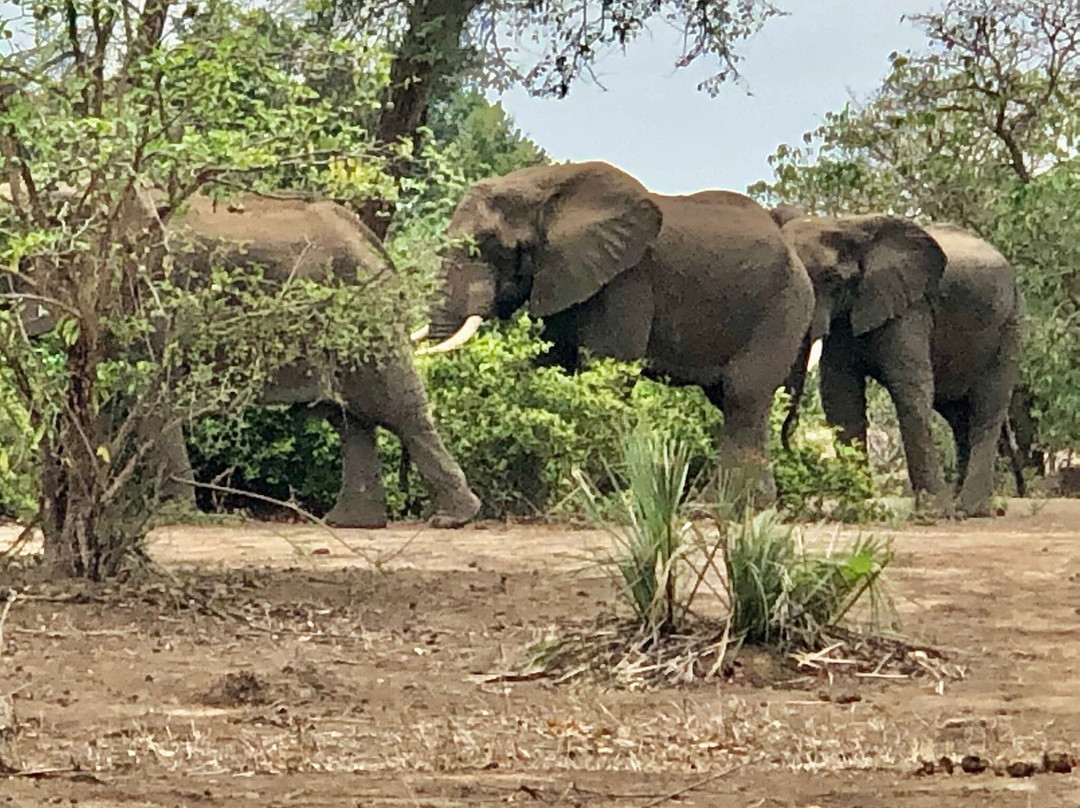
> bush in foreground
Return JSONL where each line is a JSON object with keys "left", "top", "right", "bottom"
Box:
{"left": 520, "top": 426, "right": 897, "bottom": 687}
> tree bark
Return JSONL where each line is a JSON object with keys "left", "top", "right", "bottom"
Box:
{"left": 360, "top": 0, "right": 480, "bottom": 239}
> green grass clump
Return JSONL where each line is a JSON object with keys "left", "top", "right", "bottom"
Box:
{"left": 574, "top": 426, "right": 695, "bottom": 636}
{"left": 722, "top": 510, "right": 894, "bottom": 650}
{"left": 576, "top": 424, "right": 895, "bottom": 652}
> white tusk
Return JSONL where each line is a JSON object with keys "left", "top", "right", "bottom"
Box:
{"left": 410, "top": 324, "right": 430, "bottom": 343}
{"left": 806, "top": 339, "right": 823, "bottom": 372}
{"left": 416, "top": 315, "right": 483, "bottom": 355}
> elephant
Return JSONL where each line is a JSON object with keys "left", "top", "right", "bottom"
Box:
{"left": 771, "top": 205, "right": 1023, "bottom": 516}
{"left": 6, "top": 187, "right": 482, "bottom": 529}
{"left": 415, "top": 161, "right": 815, "bottom": 499}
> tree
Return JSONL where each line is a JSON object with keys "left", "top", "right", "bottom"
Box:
{"left": 0, "top": 0, "right": 425, "bottom": 576}
{"left": 311, "top": 0, "right": 783, "bottom": 237}
{"left": 751, "top": 0, "right": 1080, "bottom": 454}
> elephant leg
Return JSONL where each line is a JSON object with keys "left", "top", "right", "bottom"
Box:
{"left": 872, "top": 315, "right": 948, "bottom": 503}
{"left": 819, "top": 347, "right": 868, "bottom": 450}
{"left": 707, "top": 339, "right": 794, "bottom": 507}
{"left": 139, "top": 413, "right": 196, "bottom": 504}
{"left": 313, "top": 404, "right": 388, "bottom": 529}
{"left": 936, "top": 399, "right": 971, "bottom": 492}
{"left": 956, "top": 350, "right": 1019, "bottom": 517}
{"left": 703, "top": 379, "right": 774, "bottom": 507}
{"left": 345, "top": 356, "right": 480, "bottom": 529}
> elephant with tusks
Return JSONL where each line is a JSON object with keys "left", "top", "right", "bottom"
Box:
{"left": 772, "top": 204, "right": 1024, "bottom": 517}
{"left": 415, "top": 161, "right": 815, "bottom": 501}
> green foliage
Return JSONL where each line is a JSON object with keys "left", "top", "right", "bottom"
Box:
{"left": 183, "top": 314, "right": 725, "bottom": 522}
{"left": 0, "top": 0, "right": 444, "bottom": 575}
{"left": 769, "top": 388, "right": 883, "bottom": 522}
{"left": 722, "top": 510, "right": 894, "bottom": 650}
{"left": 418, "top": 315, "right": 645, "bottom": 517}
{"left": 571, "top": 423, "right": 895, "bottom": 650}
{"left": 575, "top": 427, "right": 695, "bottom": 635}
{"left": 187, "top": 407, "right": 342, "bottom": 516}
{"left": 427, "top": 91, "right": 548, "bottom": 183}
{"left": 0, "top": 368, "right": 37, "bottom": 519}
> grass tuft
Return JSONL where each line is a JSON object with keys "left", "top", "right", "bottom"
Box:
{"left": 573, "top": 426, "right": 696, "bottom": 636}
{"left": 545, "top": 424, "right": 904, "bottom": 688}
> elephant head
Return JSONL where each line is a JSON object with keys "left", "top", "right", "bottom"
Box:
{"left": 421, "top": 161, "right": 663, "bottom": 351}
{"left": 780, "top": 213, "right": 947, "bottom": 343}
{"left": 775, "top": 211, "right": 947, "bottom": 449}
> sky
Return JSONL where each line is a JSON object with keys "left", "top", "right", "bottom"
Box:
{"left": 493, "top": 0, "right": 939, "bottom": 195}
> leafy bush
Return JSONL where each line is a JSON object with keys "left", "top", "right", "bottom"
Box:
{"left": 183, "top": 314, "right": 725, "bottom": 521}
{"left": 769, "top": 387, "right": 883, "bottom": 522}
{"left": 572, "top": 423, "right": 895, "bottom": 652}
{"left": 0, "top": 369, "right": 38, "bottom": 519}
{"left": 187, "top": 407, "right": 343, "bottom": 516}
{"left": 184, "top": 319, "right": 915, "bottom": 525}
{"left": 418, "top": 314, "right": 721, "bottom": 518}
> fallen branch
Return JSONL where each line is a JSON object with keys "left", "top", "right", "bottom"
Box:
{"left": 3, "top": 766, "right": 102, "bottom": 782}
{"left": 169, "top": 476, "right": 393, "bottom": 568}
{"left": 0, "top": 589, "right": 19, "bottom": 656}
{"left": 640, "top": 763, "right": 744, "bottom": 807}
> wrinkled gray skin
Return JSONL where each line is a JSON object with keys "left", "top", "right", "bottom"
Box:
{"left": 424, "top": 162, "right": 815, "bottom": 498}
{"left": 772, "top": 206, "right": 1023, "bottom": 516}
{"left": 16, "top": 192, "right": 481, "bottom": 529}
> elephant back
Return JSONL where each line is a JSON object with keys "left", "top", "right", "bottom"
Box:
{"left": 926, "top": 224, "right": 1018, "bottom": 326}
{"left": 167, "top": 194, "right": 393, "bottom": 285}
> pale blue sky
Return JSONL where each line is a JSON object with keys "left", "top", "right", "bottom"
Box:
{"left": 494, "top": 0, "right": 938, "bottom": 195}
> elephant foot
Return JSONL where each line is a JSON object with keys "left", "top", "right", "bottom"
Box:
{"left": 427, "top": 489, "right": 482, "bottom": 529}
{"left": 323, "top": 497, "right": 388, "bottom": 529}
{"left": 912, "top": 489, "right": 955, "bottom": 523}
{"left": 955, "top": 495, "right": 995, "bottom": 518}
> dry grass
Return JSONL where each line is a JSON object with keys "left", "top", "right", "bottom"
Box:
{"left": 62, "top": 692, "right": 1076, "bottom": 779}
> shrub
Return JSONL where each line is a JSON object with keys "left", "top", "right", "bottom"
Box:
{"left": 574, "top": 423, "right": 895, "bottom": 651}
{"left": 0, "top": 369, "right": 38, "bottom": 520}
{"left": 186, "top": 406, "right": 343, "bottom": 516}
{"left": 575, "top": 426, "right": 696, "bottom": 635}
{"left": 770, "top": 387, "right": 883, "bottom": 522}
{"left": 420, "top": 315, "right": 659, "bottom": 517}
{"left": 184, "top": 314, "right": 724, "bottom": 520}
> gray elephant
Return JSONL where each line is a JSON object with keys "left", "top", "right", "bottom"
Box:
{"left": 772, "top": 206, "right": 1023, "bottom": 516}
{"left": 416, "top": 161, "right": 815, "bottom": 498}
{"left": 12, "top": 189, "right": 481, "bottom": 529}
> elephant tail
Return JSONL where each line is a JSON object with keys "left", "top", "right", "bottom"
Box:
{"left": 398, "top": 442, "right": 412, "bottom": 510}
{"left": 1000, "top": 416, "right": 1027, "bottom": 497}
{"left": 781, "top": 332, "right": 813, "bottom": 453}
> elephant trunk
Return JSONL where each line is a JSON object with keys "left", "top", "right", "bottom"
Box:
{"left": 780, "top": 332, "right": 814, "bottom": 452}
{"left": 424, "top": 247, "right": 495, "bottom": 348}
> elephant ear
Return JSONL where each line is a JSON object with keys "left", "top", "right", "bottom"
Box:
{"left": 529, "top": 164, "right": 662, "bottom": 317}
{"left": 846, "top": 216, "right": 947, "bottom": 337}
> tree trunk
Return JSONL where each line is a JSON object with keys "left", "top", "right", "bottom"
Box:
{"left": 41, "top": 326, "right": 134, "bottom": 580}
{"left": 360, "top": 0, "right": 480, "bottom": 239}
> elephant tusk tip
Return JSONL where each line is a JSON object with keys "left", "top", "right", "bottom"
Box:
{"left": 410, "top": 324, "right": 430, "bottom": 343}
{"left": 415, "top": 315, "right": 483, "bottom": 355}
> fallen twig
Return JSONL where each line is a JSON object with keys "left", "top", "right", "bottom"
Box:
{"left": 3, "top": 766, "right": 102, "bottom": 782}
{"left": 640, "top": 763, "right": 744, "bottom": 807}
{"left": 0, "top": 589, "right": 19, "bottom": 655}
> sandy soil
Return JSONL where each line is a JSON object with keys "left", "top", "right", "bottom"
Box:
{"left": 1, "top": 499, "right": 1079, "bottom": 806}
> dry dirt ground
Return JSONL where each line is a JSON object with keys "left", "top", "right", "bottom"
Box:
{"left": 1, "top": 499, "right": 1080, "bottom": 807}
